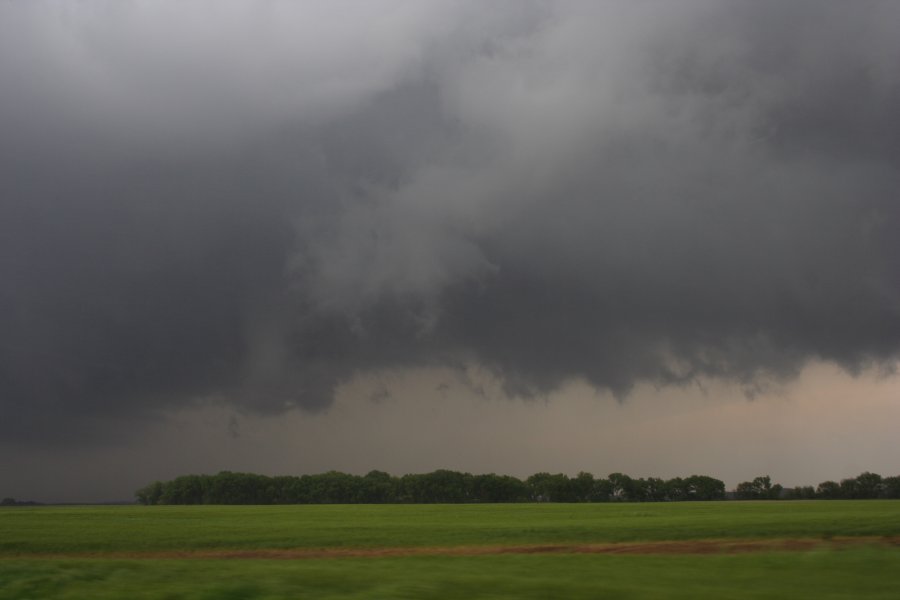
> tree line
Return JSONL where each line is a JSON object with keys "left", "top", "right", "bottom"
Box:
{"left": 135, "top": 470, "right": 727, "bottom": 505}
{"left": 135, "top": 470, "right": 900, "bottom": 505}
{"left": 0, "top": 497, "right": 41, "bottom": 507}
{"left": 734, "top": 472, "right": 900, "bottom": 500}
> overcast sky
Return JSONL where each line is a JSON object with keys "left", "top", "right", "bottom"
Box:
{"left": 2, "top": 1, "right": 899, "bottom": 502}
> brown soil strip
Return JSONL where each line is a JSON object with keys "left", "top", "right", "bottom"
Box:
{"left": 8, "top": 537, "right": 900, "bottom": 560}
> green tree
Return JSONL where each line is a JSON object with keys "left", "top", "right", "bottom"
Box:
{"left": 735, "top": 475, "right": 781, "bottom": 499}
{"left": 526, "top": 472, "right": 576, "bottom": 502}
{"left": 642, "top": 477, "right": 668, "bottom": 502}
{"left": 854, "top": 472, "right": 883, "bottom": 499}
{"left": 607, "top": 473, "right": 635, "bottom": 501}
{"left": 400, "top": 470, "right": 473, "bottom": 503}
{"left": 684, "top": 475, "right": 725, "bottom": 501}
{"left": 816, "top": 480, "right": 841, "bottom": 499}
{"left": 839, "top": 477, "right": 860, "bottom": 499}
{"left": 785, "top": 485, "right": 816, "bottom": 500}
{"left": 360, "top": 470, "right": 397, "bottom": 503}
{"left": 883, "top": 476, "right": 900, "bottom": 499}
{"left": 571, "top": 472, "right": 595, "bottom": 502}
{"left": 664, "top": 477, "right": 688, "bottom": 501}
{"left": 735, "top": 481, "right": 756, "bottom": 500}
{"left": 590, "top": 477, "right": 613, "bottom": 502}
{"left": 135, "top": 481, "right": 164, "bottom": 505}
{"left": 471, "top": 474, "right": 528, "bottom": 503}
{"left": 160, "top": 475, "right": 206, "bottom": 504}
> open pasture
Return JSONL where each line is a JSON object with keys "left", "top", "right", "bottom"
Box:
{"left": 3, "top": 501, "right": 900, "bottom": 598}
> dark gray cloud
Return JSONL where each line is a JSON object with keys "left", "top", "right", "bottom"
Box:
{"left": 2, "top": 0, "right": 899, "bottom": 445}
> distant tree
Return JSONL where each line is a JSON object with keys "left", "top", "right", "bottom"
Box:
{"left": 629, "top": 478, "right": 650, "bottom": 502}
{"left": 591, "top": 477, "right": 613, "bottom": 502}
{"left": 203, "top": 471, "right": 275, "bottom": 504}
{"left": 799, "top": 486, "right": 817, "bottom": 499}
{"left": 526, "top": 472, "right": 576, "bottom": 502}
{"left": 642, "top": 477, "right": 668, "bottom": 502}
{"left": 839, "top": 477, "right": 860, "bottom": 499}
{"left": 607, "top": 473, "right": 635, "bottom": 502}
{"left": 883, "top": 476, "right": 900, "bottom": 499}
{"left": 160, "top": 474, "right": 206, "bottom": 504}
{"left": 684, "top": 475, "right": 726, "bottom": 501}
{"left": 784, "top": 486, "right": 816, "bottom": 500}
{"left": 135, "top": 469, "right": 898, "bottom": 505}
{"left": 735, "top": 481, "right": 756, "bottom": 500}
{"left": 854, "top": 472, "right": 883, "bottom": 499}
{"left": 570, "top": 472, "right": 595, "bottom": 502}
{"left": 308, "top": 471, "right": 364, "bottom": 503}
{"left": 471, "top": 474, "right": 528, "bottom": 503}
{"left": 135, "top": 481, "right": 164, "bottom": 505}
{"left": 816, "top": 480, "right": 841, "bottom": 499}
{"left": 753, "top": 476, "right": 774, "bottom": 499}
{"left": 360, "top": 470, "right": 397, "bottom": 503}
{"left": 664, "top": 477, "right": 688, "bottom": 501}
{"left": 735, "top": 476, "right": 782, "bottom": 500}
{"left": 1, "top": 497, "right": 17, "bottom": 506}
{"left": 400, "top": 470, "right": 473, "bottom": 503}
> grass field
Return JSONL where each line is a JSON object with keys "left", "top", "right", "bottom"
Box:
{"left": 2, "top": 501, "right": 900, "bottom": 598}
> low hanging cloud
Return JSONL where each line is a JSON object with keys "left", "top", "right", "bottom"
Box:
{"left": 2, "top": 0, "right": 899, "bottom": 445}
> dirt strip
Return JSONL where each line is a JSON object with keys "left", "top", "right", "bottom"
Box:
{"left": 8, "top": 537, "right": 900, "bottom": 560}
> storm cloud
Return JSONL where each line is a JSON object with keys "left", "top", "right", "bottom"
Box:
{"left": 2, "top": 0, "right": 899, "bottom": 445}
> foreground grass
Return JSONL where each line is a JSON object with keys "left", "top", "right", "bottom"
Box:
{"left": 3, "top": 501, "right": 900, "bottom": 555}
{"left": 3, "top": 503, "right": 899, "bottom": 598}
{"left": 3, "top": 549, "right": 900, "bottom": 599}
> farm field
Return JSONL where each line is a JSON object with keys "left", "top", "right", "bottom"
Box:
{"left": 2, "top": 501, "right": 900, "bottom": 598}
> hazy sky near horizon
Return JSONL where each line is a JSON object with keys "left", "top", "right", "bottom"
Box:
{"left": 2, "top": 1, "right": 899, "bottom": 501}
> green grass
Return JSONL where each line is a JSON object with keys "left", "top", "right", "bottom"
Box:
{"left": 2, "top": 550, "right": 900, "bottom": 599}
{"left": 2, "top": 501, "right": 899, "bottom": 555}
{"left": 3, "top": 502, "right": 899, "bottom": 598}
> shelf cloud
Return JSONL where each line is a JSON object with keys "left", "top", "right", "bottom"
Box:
{"left": 2, "top": 1, "right": 899, "bottom": 445}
